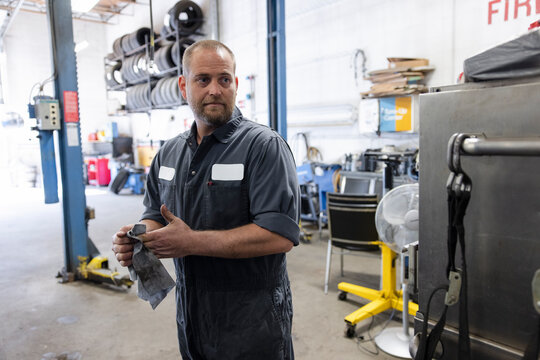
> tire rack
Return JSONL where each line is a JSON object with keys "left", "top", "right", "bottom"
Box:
{"left": 105, "top": 26, "right": 203, "bottom": 113}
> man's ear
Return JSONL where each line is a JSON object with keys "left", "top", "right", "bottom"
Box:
{"left": 179, "top": 76, "right": 187, "bottom": 100}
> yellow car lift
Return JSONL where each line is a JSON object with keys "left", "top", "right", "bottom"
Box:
{"left": 338, "top": 241, "right": 418, "bottom": 337}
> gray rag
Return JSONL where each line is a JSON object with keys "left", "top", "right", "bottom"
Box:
{"left": 127, "top": 223, "right": 175, "bottom": 309}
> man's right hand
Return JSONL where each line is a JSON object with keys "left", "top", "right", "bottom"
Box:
{"left": 112, "top": 224, "right": 136, "bottom": 267}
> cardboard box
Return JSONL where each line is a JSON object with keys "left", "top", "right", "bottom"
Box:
{"left": 387, "top": 57, "right": 429, "bottom": 69}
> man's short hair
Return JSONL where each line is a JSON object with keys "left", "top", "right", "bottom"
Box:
{"left": 182, "top": 39, "right": 236, "bottom": 76}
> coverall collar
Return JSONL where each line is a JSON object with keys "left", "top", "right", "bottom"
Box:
{"left": 186, "top": 107, "right": 243, "bottom": 145}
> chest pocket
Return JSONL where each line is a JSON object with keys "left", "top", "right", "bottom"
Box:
{"left": 158, "top": 180, "right": 176, "bottom": 215}
{"left": 204, "top": 181, "right": 249, "bottom": 230}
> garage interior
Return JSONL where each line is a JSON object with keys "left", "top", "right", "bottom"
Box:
{"left": 1, "top": 1, "right": 540, "bottom": 359}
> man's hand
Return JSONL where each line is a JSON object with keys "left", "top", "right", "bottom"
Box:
{"left": 142, "top": 204, "right": 194, "bottom": 259}
{"left": 112, "top": 224, "right": 136, "bottom": 267}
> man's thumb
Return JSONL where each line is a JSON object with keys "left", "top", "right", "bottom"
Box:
{"left": 160, "top": 204, "right": 176, "bottom": 223}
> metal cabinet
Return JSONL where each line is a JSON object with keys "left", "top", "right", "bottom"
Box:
{"left": 417, "top": 77, "right": 540, "bottom": 359}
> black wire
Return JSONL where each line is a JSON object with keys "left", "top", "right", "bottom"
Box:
{"left": 355, "top": 307, "right": 397, "bottom": 356}
{"left": 416, "top": 285, "right": 448, "bottom": 360}
{"left": 352, "top": 49, "right": 367, "bottom": 88}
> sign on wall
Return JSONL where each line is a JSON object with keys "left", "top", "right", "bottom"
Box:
{"left": 63, "top": 91, "right": 79, "bottom": 123}
{"left": 488, "top": 0, "right": 540, "bottom": 24}
{"left": 379, "top": 96, "right": 413, "bottom": 132}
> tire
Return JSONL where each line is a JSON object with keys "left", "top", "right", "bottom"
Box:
{"left": 105, "top": 62, "right": 122, "bottom": 87}
{"left": 160, "top": 77, "right": 171, "bottom": 104}
{"left": 120, "top": 33, "right": 132, "bottom": 53}
{"left": 165, "top": 77, "right": 176, "bottom": 104}
{"left": 112, "top": 62, "right": 123, "bottom": 84}
{"left": 172, "top": 37, "right": 195, "bottom": 66}
{"left": 113, "top": 36, "right": 125, "bottom": 57}
{"left": 151, "top": 80, "right": 160, "bottom": 105}
{"left": 169, "top": 76, "right": 181, "bottom": 104}
{"left": 169, "top": 1, "right": 203, "bottom": 34}
{"left": 110, "top": 169, "right": 130, "bottom": 194}
{"left": 154, "top": 44, "right": 175, "bottom": 76}
{"left": 134, "top": 27, "right": 151, "bottom": 50}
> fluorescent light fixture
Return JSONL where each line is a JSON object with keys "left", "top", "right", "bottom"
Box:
{"left": 71, "top": 0, "right": 99, "bottom": 13}
{"left": 74, "top": 40, "right": 89, "bottom": 52}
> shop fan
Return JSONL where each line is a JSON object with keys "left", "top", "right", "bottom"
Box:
{"left": 374, "top": 183, "right": 419, "bottom": 359}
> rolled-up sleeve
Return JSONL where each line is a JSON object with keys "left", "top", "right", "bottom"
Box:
{"left": 248, "top": 136, "right": 300, "bottom": 246}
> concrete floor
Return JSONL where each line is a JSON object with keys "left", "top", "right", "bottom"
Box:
{"left": 0, "top": 186, "right": 410, "bottom": 360}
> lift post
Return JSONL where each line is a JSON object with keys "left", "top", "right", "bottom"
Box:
{"left": 266, "top": 0, "right": 287, "bottom": 140}
{"left": 38, "top": 1, "right": 132, "bottom": 289}
{"left": 45, "top": 0, "right": 88, "bottom": 273}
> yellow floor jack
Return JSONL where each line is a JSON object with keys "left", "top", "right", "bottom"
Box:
{"left": 337, "top": 242, "right": 418, "bottom": 338}
{"left": 77, "top": 256, "right": 133, "bottom": 288}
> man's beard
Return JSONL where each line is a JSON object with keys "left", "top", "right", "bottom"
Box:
{"left": 191, "top": 96, "right": 234, "bottom": 128}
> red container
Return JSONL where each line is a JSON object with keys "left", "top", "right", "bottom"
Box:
{"left": 87, "top": 158, "right": 111, "bottom": 186}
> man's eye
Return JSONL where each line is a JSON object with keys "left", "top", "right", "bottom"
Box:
{"left": 220, "top": 78, "right": 231, "bottom": 85}
{"left": 197, "top": 78, "right": 209, "bottom": 84}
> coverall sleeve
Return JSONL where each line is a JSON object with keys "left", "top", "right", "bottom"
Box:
{"left": 248, "top": 136, "right": 301, "bottom": 246}
{"left": 141, "top": 152, "right": 167, "bottom": 226}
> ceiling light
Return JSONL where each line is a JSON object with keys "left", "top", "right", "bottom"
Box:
{"left": 71, "top": 0, "right": 99, "bottom": 13}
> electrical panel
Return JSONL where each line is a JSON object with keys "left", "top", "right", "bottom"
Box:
{"left": 35, "top": 99, "right": 60, "bottom": 130}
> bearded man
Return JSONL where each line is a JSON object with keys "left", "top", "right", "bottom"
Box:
{"left": 112, "top": 40, "right": 300, "bottom": 360}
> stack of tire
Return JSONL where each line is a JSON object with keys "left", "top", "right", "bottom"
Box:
{"left": 107, "top": 0, "right": 204, "bottom": 111}
{"left": 121, "top": 53, "right": 151, "bottom": 84}
{"left": 126, "top": 83, "right": 153, "bottom": 111}
{"left": 112, "top": 27, "right": 155, "bottom": 58}
{"left": 105, "top": 61, "right": 123, "bottom": 88}
{"left": 150, "top": 37, "right": 195, "bottom": 107}
{"left": 151, "top": 0, "right": 203, "bottom": 107}
{"left": 151, "top": 77, "right": 182, "bottom": 106}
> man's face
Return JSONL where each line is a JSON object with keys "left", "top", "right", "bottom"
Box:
{"left": 179, "top": 48, "right": 238, "bottom": 129}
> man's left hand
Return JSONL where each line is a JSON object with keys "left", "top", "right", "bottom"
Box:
{"left": 142, "top": 204, "right": 194, "bottom": 258}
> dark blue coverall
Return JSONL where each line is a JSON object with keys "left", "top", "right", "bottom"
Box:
{"left": 141, "top": 108, "right": 300, "bottom": 359}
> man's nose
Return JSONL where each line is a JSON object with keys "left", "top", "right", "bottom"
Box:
{"left": 207, "top": 79, "right": 222, "bottom": 96}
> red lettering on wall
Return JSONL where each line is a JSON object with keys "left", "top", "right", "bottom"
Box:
{"left": 488, "top": 0, "right": 501, "bottom": 24}
{"left": 505, "top": 0, "right": 510, "bottom": 20}
{"left": 514, "top": 0, "right": 532, "bottom": 19}
{"left": 537, "top": 0, "right": 540, "bottom": 13}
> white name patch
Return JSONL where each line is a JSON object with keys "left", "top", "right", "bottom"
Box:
{"left": 211, "top": 164, "right": 244, "bottom": 181}
{"left": 158, "top": 166, "right": 175, "bottom": 181}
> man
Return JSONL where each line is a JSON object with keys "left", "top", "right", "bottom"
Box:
{"left": 112, "top": 39, "right": 300, "bottom": 359}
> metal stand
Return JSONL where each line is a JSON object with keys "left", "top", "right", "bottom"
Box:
{"left": 374, "top": 252, "right": 412, "bottom": 359}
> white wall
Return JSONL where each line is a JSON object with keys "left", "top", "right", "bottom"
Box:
{"left": 218, "top": 0, "right": 539, "bottom": 163}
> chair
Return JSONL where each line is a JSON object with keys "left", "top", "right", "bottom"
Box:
{"left": 324, "top": 193, "right": 379, "bottom": 294}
